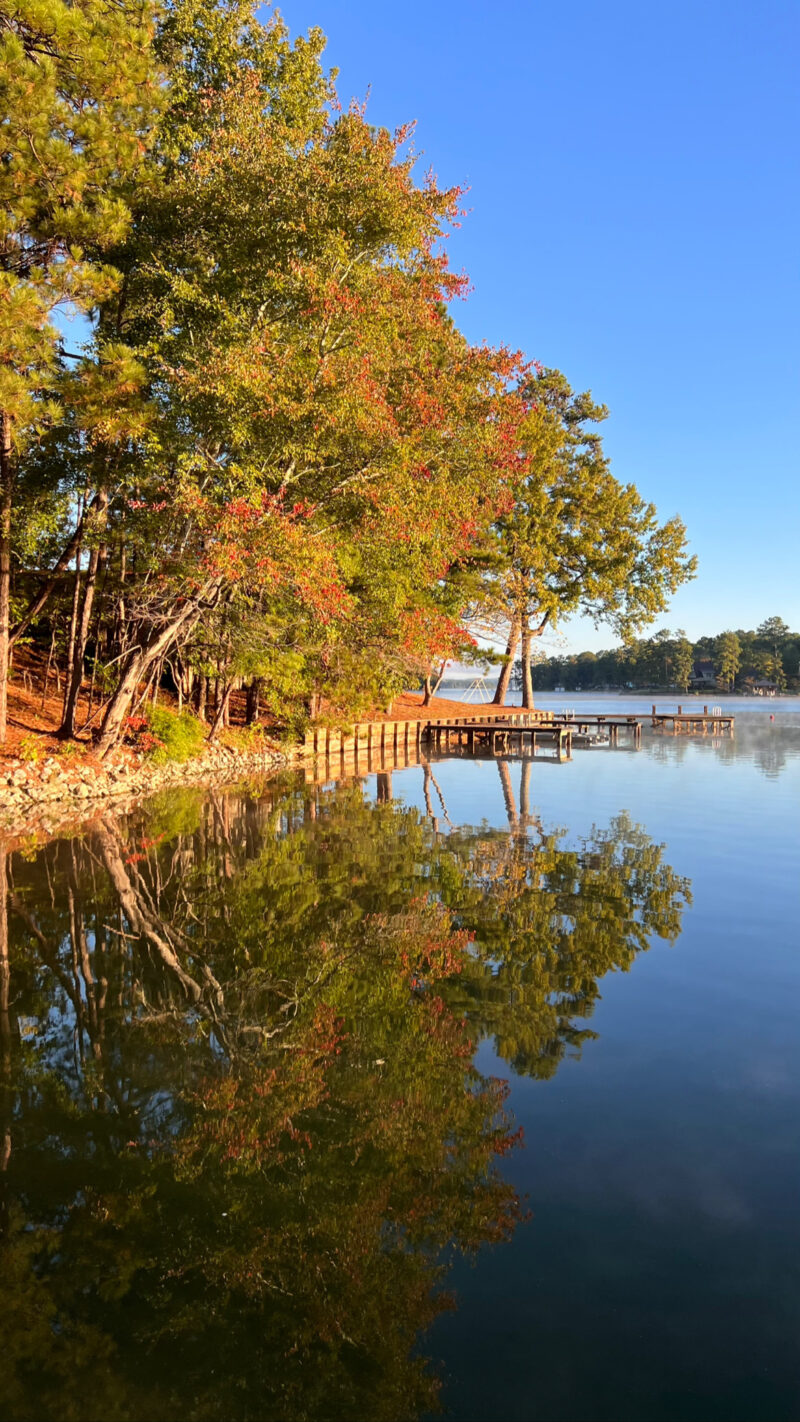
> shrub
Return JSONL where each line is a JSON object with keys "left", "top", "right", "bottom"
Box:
{"left": 17, "top": 733, "right": 43, "bottom": 763}
{"left": 145, "top": 705, "right": 206, "bottom": 764}
{"left": 55, "top": 739, "right": 81, "bottom": 761}
{"left": 219, "top": 723, "right": 272, "bottom": 753}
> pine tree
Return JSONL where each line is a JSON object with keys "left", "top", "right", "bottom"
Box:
{"left": 0, "top": 0, "right": 160, "bottom": 739}
{"left": 470, "top": 369, "right": 696, "bottom": 707}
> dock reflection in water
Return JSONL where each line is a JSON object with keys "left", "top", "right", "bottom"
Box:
{"left": 0, "top": 764, "right": 690, "bottom": 1421}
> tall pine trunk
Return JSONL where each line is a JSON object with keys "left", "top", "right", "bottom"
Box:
{"left": 520, "top": 621, "right": 535, "bottom": 708}
{"left": 0, "top": 414, "right": 12, "bottom": 744}
{"left": 61, "top": 507, "right": 106, "bottom": 738}
{"left": 492, "top": 612, "right": 521, "bottom": 706}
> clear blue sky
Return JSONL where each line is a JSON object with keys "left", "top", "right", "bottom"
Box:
{"left": 274, "top": 0, "right": 799, "bottom": 652}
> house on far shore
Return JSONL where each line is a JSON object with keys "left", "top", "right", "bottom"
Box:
{"left": 690, "top": 658, "right": 716, "bottom": 689}
{"left": 748, "top": 678, "right": 778, "bottom": 697}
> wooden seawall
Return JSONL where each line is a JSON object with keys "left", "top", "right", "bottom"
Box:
{"left": 302, "top": 714, "right": 570, "bottom": 786}
{"left": 302, "top": 709, "right": 558, "bottom": 762}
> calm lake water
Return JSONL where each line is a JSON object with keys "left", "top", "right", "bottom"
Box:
{"left": 1, "top": 708, "right": 799, "bottom": 1420}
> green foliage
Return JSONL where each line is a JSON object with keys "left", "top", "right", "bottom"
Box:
{"left": 672, "top": 631, "right": 694, "bottom": 692}
{"left": 54, "top": 739, "right": 81, "bottom": 760}
{"left": 16, "top": 733, "right": 43, "bottom": 763}
{"left": 0, "top": 0, "right": 160, "bottom": 428}
{"left": 2, "top": 1, "right": 700, "bottom": 752}
{"left": 715, "top": 630, "right": 741, "bottom": 691}
{"left": 469, "top": 368, "right": 696, "bottom": 704}
{"left": 145, "top": 704, "right": 206, "bottom": 762}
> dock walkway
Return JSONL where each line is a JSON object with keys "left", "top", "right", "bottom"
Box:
{"left": 650, "top": 704, "right": 734, "bottom": 734}
{"left": 302, "top": 703, "right": 734, "bottom": 767}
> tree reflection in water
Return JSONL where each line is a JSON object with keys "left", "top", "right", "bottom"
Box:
{"left": 0, "top": 766, "right": 691, "bottom": 1421}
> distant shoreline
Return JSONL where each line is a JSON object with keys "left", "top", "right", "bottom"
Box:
{"left": 439, "top": 685, "right": 797, "bottom": 700}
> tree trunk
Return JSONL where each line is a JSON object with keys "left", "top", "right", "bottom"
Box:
{"left": 9, "top": 492, "right": 104, "bottom": 652}
{"left": 519, "top": 759, "right": 532, "bottom": 824}
{"left": 520, "top": 621, "right": 535, "bottom": 708}
{"left": 114, "top": 544, "right": 127, "bottom": 654}
{"left": 60, "top": 497, "right": 107, "bottom": 738}
{"left": 61, "top": 539, "right": 83, "bottom": 727}
{"left": 208, "top": 682, "right": 233, "bottom": 741}
{"left": 497, "top": 759, "right": 517, "bottom": 828}
{"left": 97, "top": 596, "right": 210, "bottom": 757}
{"left": 245, "top": 678, "right": 261, "bottom": 725}
{"left": 422, "top": 660, "right": 448, "bottom": 707}
{"left": 41, "top": 628, "right": 56, "bottom": 708}
{"left": 492, "top": 612, "right": 521, "bottom": 706}
{"left": 96, "top": 824, "right": 203, "bottom": 1002}
{"left": 0, "top": 413, "right": 13, "bottom": 744}
{"left": 96, "top": 645, "right": 146, "bottom": 755}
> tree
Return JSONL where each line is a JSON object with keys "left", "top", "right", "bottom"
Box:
{"left": 756, "top": 616, "right": 790, "bottom": 643}
{"left": 52, "top": 2, "right": 523, "bottom": 752}
{"left": 672, "top": 631, "right": 694, "bottom": 692}
{"left": 470, "top": 369, "right": 696, "bottom": 707}
{"left": 1, "top": 0, "right": 523, "bottom": 751}
{"left": 715, "top": 630, "right": 741, "bottom": 691}
{"left": 0, "top": 0, "right": 159, "bottom": 741}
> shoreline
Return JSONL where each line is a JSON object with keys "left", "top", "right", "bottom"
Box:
{"left": 3, "top": 690, "right": 794, "bottom": 843}
{"left": 0, "top": 741, "right": 291, "bottom": 842}
{"left": 0, "top": 692, "right": 536, "bottom": 840}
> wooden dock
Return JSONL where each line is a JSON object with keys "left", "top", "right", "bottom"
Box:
{"left": 650, "top": 704, "right": 734, "bottom": 734}
{"left": 301, "top": 703, "right": 734, "bottom": 769}
{"left": 302, "top": 709, "right": 554, "bottom": 761}
{"left": 301, "top": 710, "right": 571, "bottom": 781}
{"left": 539, "top": 713, "right": 642, "bottom": 746}
{"left": 423, "top": 719, "right": 572, "bottom": 758}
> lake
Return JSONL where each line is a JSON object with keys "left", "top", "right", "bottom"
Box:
{"left": 1, "top": 709, "right": 799, "bottom": 1420}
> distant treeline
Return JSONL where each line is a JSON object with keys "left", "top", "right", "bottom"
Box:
{"left": 513, "top": 618, "right": 799, "bottom": 693}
